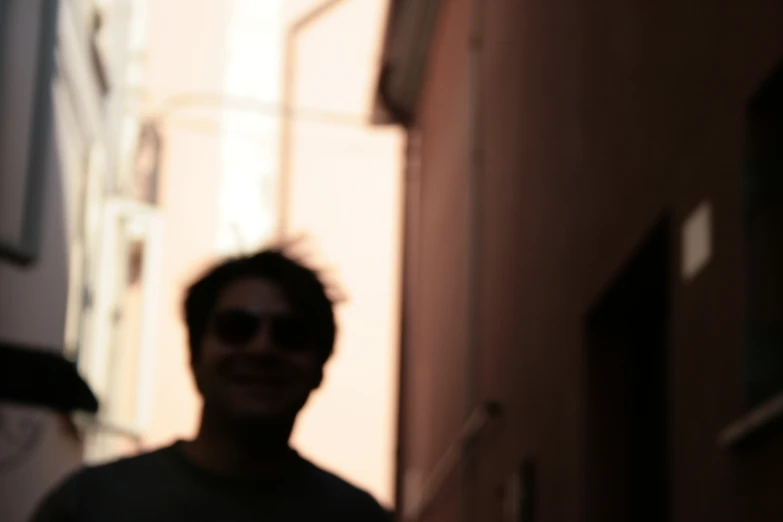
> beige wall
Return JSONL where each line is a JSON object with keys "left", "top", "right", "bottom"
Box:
{"left": 139, "top": 0, "right": 234, "bottom": 447}
{"left": 282, "top": 0, "right": 402, "bottom": 507}
{"left": 135, "top": 0, "right": 401, "bottom": 508}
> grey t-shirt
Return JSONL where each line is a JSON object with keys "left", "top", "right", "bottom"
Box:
{"left": 31, "top": 442, "right": 390, "bottom": 522}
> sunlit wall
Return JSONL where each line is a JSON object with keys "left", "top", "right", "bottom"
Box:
{"left": 126, "top": 0, "right": 400, "bottom": 506}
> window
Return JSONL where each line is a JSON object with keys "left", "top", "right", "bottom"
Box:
{"left": 132, "top": 122, "right": 162, "bottom": 204}
{"left": 115, "top": 118, "right": 162, "bottom": 204}
{"left": 745, "top": 58, "right": 783, "bottom": 408}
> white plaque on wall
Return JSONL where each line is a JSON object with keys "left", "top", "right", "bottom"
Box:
{"left": 681, "top": 200, "right": 713, "bottom": 282}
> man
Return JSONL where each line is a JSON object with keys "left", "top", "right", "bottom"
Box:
{"left": 32, "top": 248, "right": 390, "bottom": 521}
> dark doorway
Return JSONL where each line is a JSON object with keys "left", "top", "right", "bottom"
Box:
{"left": 585, "top": 218, "right": 670, "bottom": 522}
{"left": 744, "top": 58, "right": 783, "bottom": 408}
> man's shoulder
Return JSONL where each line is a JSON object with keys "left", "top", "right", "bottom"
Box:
{"left": 299, "top": 458, "right": 372, "bottom": 498}
{"left": 30, "top": 446, "right": 177, "bottom": 521}
{"left": 299, "top": 459, "right": 391, "bottom": 519}
{"left": 68, "top": 445, "right": 174, "bottom": 484}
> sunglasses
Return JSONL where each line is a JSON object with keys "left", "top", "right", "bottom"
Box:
{"left": 211, "top": 309, "right": 313, "bottom": 350}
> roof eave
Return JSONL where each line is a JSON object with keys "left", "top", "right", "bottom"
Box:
{"left": 369, "top": 0, "right": 442, "bottom": 127}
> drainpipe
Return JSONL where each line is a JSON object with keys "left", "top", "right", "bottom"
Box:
{"left": 463, "top": 0, "right": 485, "bottom": 521}
{"left": 277, "top": 0, "right": 349, "bottom": 243}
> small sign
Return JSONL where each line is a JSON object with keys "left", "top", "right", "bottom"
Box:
{"left": 681, "top": 201, "right": 713, "bottom": 282}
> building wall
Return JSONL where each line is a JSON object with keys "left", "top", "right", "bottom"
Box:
{"left": 398, "top": 1, "right": 472, "bottom": 519}
{"left": 216, "top": 0, "right": 281, "bottom": 254}
{"left": 139, "top": 0, "right": 234, "bottom": 448}
{"left": 127, "top": 0, "right": 401, "bottom": 507}
{"left": 0, "top": 135, "right": 82, "bottom": 522}
{"left": 403, "top": 0, "right": 783, "bottom": 520}
{"left": 281, "top": 0, "right": 402, "bottom": 507}
{"left": 0, "top": 1, "right": 84, "bottom": 518}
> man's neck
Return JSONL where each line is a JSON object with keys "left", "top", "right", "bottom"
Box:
{"left": 183, "top": 409, "right": 298, "bottom": 479}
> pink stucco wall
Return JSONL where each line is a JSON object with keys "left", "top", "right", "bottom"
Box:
{"left": 138, "top": 0, "right": 401, "bottom": 507}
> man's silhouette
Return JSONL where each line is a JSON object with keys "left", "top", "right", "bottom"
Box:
{"left": 32, "top": 249, "right": 390, "bottom": 521}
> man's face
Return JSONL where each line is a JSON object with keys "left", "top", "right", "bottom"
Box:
{"left": 192, "top": 277, "right": 323, "bottom": 422}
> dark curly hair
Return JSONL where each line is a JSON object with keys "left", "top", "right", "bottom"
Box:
{"left": 183, "top": 248, "right": 337, "bottom": 364}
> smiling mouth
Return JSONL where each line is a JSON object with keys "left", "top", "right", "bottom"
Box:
{"left": 227, "top": 372, "right": 290, "bottom": 388}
